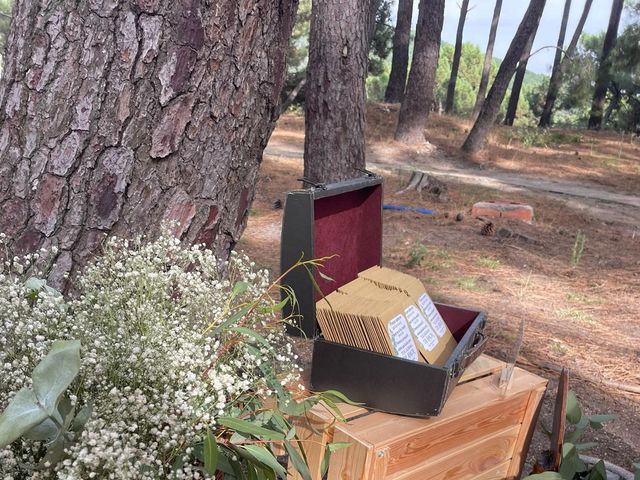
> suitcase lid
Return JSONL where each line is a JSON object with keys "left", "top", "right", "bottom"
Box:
{"left": 280, "top": 174, "right": 383, "bottom": 337}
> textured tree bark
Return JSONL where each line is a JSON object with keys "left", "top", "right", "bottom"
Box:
{"left": 0, "top": 0, "right": 298, "bottom": 287}
{"left": 462, "top": 0, "right": 547, "bottom": 154}
{"left": 444, "top": 0, "right": 470, "bottom": 114}
{"left": 303, "top": 0, "right": 368, "bottom": 183}
{"left": 384, "top": 0, "right": 413, "bottom": 103}
{"left": 472, "top": 0, "right": 502, "bottom": 120}
{"left": 539, "top": 0, "right": 592, "bottom": 128}
{"left": 394, "top": 0, "right": 445, "bottom": 144}
{"left": 588, "top": 0, "right": 624, "bottom": 130}
{"left": 503, "top": 25, "right": 539, "bottom": 126}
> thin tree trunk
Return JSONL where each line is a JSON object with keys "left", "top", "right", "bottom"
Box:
{"left": 303, "top": 0, "right": 368, "bottom": 183}
{"left": 384, "top": 0, "right": 413, "bottom": 103}
{"left": 602, "top": 83, "right": 621, "bottom": 126}
{"left": 445, "top": 0, "right": 470, "bottom": 114}
{"left": 394, "top": 0, "right": 445, "bottom": 144}
{"left": 539, "top": 0, "right": 593, "bottom": 128}
{"left": 472, "top": 0, "right": 503, "bottom": 119}
{"left": 588, "top": 0, "right": 624, "bottom": 130}
{"left": 0, "top": 0, "right": 298, "bottom": 287}
{"left": 462, "top": 0, "right": 547, "bottom": 154}
{"left": 503, "top": 25, "right": 539, "bottom": 126}
{"left": 279, "top": 78, "right": 306, "bottom": 115}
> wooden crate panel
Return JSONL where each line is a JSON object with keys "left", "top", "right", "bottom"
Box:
{"left": 383, "top": 392, "right": 530, "bottom": 476}
{"left": 392, "top": 425, "right": 521, "bottom": 480}
{"left": 474, "top": 460, "right": 511, "bottom": 480}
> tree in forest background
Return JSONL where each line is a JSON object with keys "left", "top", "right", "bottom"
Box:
{"left": 588, "top": 0, "right": 624, "bottom": 129}
{"left": 395, "top": 0, "right": 445, "bottom": 143}
{"left": 445, "top": 0, "right": 470, "bottom": 114}
{"left": 538, "top": 0, "right": 593, "bottom": 128}
{"left": 0, "top": 0, "right": 299, "bottom": 286}
{"left": 462, "top": 0, "right": 547, "bottom": 154}
{"left": 303, "top": 0, "right": 369, "bottom": 183}
{"left": 385, "top": 0, "right": 413, "bottom": 102}
{"left": 473, "top": 0, "right": 502, "bottom": 119}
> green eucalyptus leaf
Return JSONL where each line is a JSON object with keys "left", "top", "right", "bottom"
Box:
{"left": 285, "top": 426, "right": 297, "bottom": 441}
{"left": 40, "top": 433, "right": 67, "bottom": 467}
{"left": 575, "top": 442, "right": 598, "bottom": 451}
{"left": 213, "top": 305, "right": 252, "bottom": 335}
{"left": 231, "top": 281, "right": 250, "bottom": 300}
{"left": 24, "top": 417, "right": 60, "bottom": 442}
{"left": 247, "top": 465, "right": 258, "bottom": 480}
{"left": 588, "top": 460, "right": 607, "bottom": 480}
{"left": 203, "top": 428, "right": 219, "bottom": 475}
{"left": 24, "top": 277, "right": 47, "bottom": 293}
{"left": 0, "top": 388, "right": 49, "bottom": 448}
{"left": 522, "top": 473, "right": 564, "bottom": 480}
{"left": 229, "top": 327, "right": 271, "bottom": 348}
{"left": 588, "top": 414, "right": 617, "bottom": 429}
{"left": 566, "top": 390, "right": 582, "bottom": 425}
{"left": 218, "top": 417, "right": 285, "bottom": 440}
{"left": 327, "top": 441, "right": 351, "bottom": 453}
{"left": 32, "top": 340, "right": 81, "bottom": 416}
{"left": 633, "top": 463, "right": 639, "bottom": 480}
{"left": 319, "top": 397, "right": 345, "bottom": 422}
{"left": 564, "top": 425, "right": 586, "bottom": 444}
{"left": 256, "top": 297, "right": 289, "bottom": 314}
{"left": 320, "top": 448, "right": 331, "bottom": 478}
{"left": 238, "top": 445, "right": 286, "bottom": 477}
{"left": 284, "top": 440, "right": 312, "bottom": 480}
{"left": 320, "top": 390, "right": 361, "bottom": 406}
{"left": 71, "top": 403, "right": 93, "bottom": 433}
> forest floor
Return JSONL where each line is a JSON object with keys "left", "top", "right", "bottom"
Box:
{"left": 240, "top": 103, "right": 640, "bottom": 474}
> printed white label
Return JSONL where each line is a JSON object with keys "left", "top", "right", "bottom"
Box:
{"left": 418, "top": 293, "right": 447, "bottom": 337}
{"left": 404, "top": 304, "right": 439, "bottom": 352}
{"left": 387, "top": 314, "right": 419, "bottom": 361}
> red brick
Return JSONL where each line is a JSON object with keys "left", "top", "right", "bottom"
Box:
{"left": 472, "top": 200, "right": 534, "bottom": 223}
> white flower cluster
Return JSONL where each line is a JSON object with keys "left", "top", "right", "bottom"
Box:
{"left": 0, "top": 233, "right": 300, "bottom": 479}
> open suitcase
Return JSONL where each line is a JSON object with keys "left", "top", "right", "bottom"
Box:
{"left": 280, "top": 174, "right": 487, "bottom": 417}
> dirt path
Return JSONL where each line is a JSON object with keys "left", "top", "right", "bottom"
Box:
{"left": 265, "top": 139, "right": 640, "bottom": 230}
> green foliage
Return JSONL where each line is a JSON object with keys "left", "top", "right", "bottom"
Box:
{"left": 0, "top": 340, "right": 89, "bottom": 467}
{"left": 0, "top": 0, "right": 12, "bottom": 66}
{"left": 571, "top": 230, "right": 586, "bottom": 267}
{"left": 523, "top": 390, "right": 617, "bottom": 480}
{"left": 406, "top": 242, "right": 428, "bottom": 268}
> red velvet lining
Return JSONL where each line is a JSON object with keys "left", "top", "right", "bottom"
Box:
{"left": 313, "top": 185, "right": 382, "bottom": 298}
{"left": 435, "top": 304, "right": 478, "bottom": 342}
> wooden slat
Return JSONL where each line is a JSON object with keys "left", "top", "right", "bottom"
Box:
{"left": 506, "top": 385, "right": 547, "bottom": 479}
{"left": 327, "top": 425, "right": 376, "bottom": 479}
{"left": 286, "top": 414, "right": 332, "bottom": 480}
{"left": 382, "top": 392, "right": 531, "bottom": 476}
{"left": 393, "top": 425, "right": 521, "bottom": 480}
{"left": 333, "top": 367, "right": 546, "bottom": 450}
{"left": 459, "top": 354, "right": 505, "bottom": 383}
{"left": 474, "top": 459, "right": 512, "bottom": 480}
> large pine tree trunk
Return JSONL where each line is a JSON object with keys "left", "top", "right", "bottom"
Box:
{"left": 0, "top": 0, "right": 298, "bottom": 286}
{"left": 303, "top": 0, "right": 368, "bottom": 183}
{"left": 384, "top": 0, "right": 413, "bottom": 103}
{"left": 588, "top": 0, "right": 624, "bottom": 130}
{"left": 472, "top": 0, "right": 502, "bottom": 119}
{"left": 394, "top": 0, "right": 445, "bottom": 144}
{"left": 503, "top": 25, "right": 539, "bottom": 126}
{"left": 462, "top": 0, "right": 547, "bottom": 154}
{"left": 444, "top": 0, "right": 470, "bottom": 114}
{"left": 539, "top": 0, "right": 593, "bottom": 128}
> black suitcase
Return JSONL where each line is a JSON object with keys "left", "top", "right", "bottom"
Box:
{"left": 280, "top": 174, "right": 487, "bottom": 417}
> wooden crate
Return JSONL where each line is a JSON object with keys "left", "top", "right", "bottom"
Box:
{"left": 288, "top": 355, "right": 547, "bottom": 480}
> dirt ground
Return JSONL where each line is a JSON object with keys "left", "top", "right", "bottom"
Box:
{"left": 239, "top": 105, "right": 640, "bottom": 474}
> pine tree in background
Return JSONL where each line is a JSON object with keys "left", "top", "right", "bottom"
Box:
{"left": 588, "top": 0, "right": 624, "bottom": 129}
{"left": 395, "top": 0, "right": 445, "bottom": 144}
{"left": 503, "top": 21, "right": 540, "bottom": 126}
{"left": 472, "top": 0, "right": 502, "bottom": 119}
{"left": 462, "top": 0, "right": 547, "bottom": 154}
{"left": 539, "top": 0, "right": 593, "bottom": 128}
{"left": 384, "top": 0, "right": 414, "bottom": 103}
{"left": 445, "top": 0, "right": 470, "bottom": 114}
